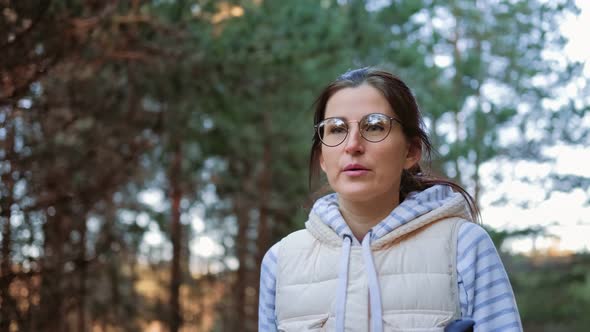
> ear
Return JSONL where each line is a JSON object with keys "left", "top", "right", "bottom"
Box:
{"left": 403, "top": 140, "right": 422, "bottom": 170}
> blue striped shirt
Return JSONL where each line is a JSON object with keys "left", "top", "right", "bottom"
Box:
{"left": 258, "top": 186, "right": 522, "bottom": 331}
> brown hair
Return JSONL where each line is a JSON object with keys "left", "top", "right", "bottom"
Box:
{"left": 308, "top": 67, "right": 480, "bottom": 222}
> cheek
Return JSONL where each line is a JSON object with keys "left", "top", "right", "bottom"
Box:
{"left": 320, "top": 148, "right": 339, "bottom": 174}
{"left": 378, "top": 145, "right": 407, "bottom": 173}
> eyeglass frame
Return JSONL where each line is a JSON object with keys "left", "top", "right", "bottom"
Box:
{"left": 314, "top": 113, "right": 403, "bottom": 147}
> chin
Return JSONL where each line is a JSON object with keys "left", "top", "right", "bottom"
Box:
{"left": 334, "top": 186, "right": 378, "bottom": 202}
{"left": 331, "top": 179, "right": 398, "bottom": 204}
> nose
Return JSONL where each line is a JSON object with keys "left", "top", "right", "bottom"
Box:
{"left": 344, "top": 123, "right": 365, "bottom": 154}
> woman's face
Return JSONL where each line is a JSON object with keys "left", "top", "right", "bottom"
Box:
{"left": 320, "top": 84, "right": 420, "bottom": 203}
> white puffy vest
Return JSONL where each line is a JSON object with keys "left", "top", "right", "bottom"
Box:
{"left": 275, "top": 195, "right": 468, "bottom": 332}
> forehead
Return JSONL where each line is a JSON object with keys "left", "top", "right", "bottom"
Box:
{"left": 325, "top": 84, "right": 395, "bottom": 119}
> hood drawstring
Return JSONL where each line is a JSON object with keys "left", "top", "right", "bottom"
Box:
{"left": 335, "top": 231, "right": 383, "bottom": 332}
{"left": 335, "top": 234, "right": 352, "bottom": 331}
{"left": 362, "top": 231, "right": 383, "bottom": 332}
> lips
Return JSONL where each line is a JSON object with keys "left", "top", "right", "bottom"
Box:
{"left": 342, "top": 164, "right": 370, "bottom": 177}
{"left": 343, "top": 163, "right": 369, "bottom": 171}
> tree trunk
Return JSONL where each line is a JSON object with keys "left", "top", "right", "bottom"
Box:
{"left": 109, "top": 254, "right": 120, "bottom": 325}
{"left": 473, "top": 16, "right": 484, "bottom": 208}
{"left": 0, "top": 197, "right": 14, "bottom": 332}
{"left": 451, "top": 4, "right": 464, "bottom": 184}
{"left": 38, "top": 214, "right": 65, "bottom": 332}
{"left": 233, "top": 192, "right": 251, "bottom": 331}
{"left": 22, "top": 213, "right": 37, "bottom": 332}
{"left": 77, "top": 218, "right": 88, "bottom": 332}
{"left": 101, "top": 196, "right": 121, "bottom": 328}
{"left": 169, "top": 142, "right": 183, "bottom": 332}
{"left": 428, "top": 117, "right": 446, "bottom": 177}
{"left": 255, "top": 137, "right": 273, "bottom": 328}
{"left": 256, "top": 154, "right": 271, "bottom": 268}
{"left": 0, "top": 119, "right": 15, "bottom": 331}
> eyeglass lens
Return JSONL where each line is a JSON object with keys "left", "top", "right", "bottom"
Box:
{"left": 317, "top": 113, "right": 393, "bottom": 146}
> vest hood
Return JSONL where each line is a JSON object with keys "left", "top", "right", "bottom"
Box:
{"left": 306, "top": 185, "right": 472, "bottom": 248}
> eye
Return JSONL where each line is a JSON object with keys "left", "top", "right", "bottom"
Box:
{"left": 324, "top": 119, "right": 347, "bottom": 134}
{"left": 363, "top": 114, "right": 388, "bottom": 132}
{"left": 365, "top": 123, "right": 385, "bottom": 132}
{"left": 330, "top": 125, "right": 347, "bottom": 134}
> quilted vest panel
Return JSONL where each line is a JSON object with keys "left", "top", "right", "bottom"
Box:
{"left": 275, "top": 217, "right": 465, "bottom": 332}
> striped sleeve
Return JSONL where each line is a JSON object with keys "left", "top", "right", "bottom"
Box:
{"left": 258, "top": 243, "right": 280, "bottom": 332}
{"left": 456, "top": 222, "right": 523, "bottom": 332}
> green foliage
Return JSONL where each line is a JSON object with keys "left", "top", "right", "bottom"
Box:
{"left": 1, "top": 0, "right": 587, "bottom": 331}
{"left": 485, "top": 225, "right": 590, "bottom": 331}
{"left": 510, "top": 253, "right": 590, "bottom": 331}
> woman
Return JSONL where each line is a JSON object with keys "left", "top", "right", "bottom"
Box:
{"left": 258, "top": 67, "right": 522, "bottom": 332}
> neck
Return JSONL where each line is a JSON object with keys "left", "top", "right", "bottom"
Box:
{"left": 338, "top": 193, "right": 400, "bottom": 242}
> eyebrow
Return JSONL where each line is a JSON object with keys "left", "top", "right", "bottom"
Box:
{"left": 324, "top": 113, "right": 393, "bottom": 120}
{"left": 324, "top": 113, "right": 374, "bottom": 119}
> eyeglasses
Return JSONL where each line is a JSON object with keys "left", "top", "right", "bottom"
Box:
{"left": 314, "top": 113, "right": 402, "bottom": 147}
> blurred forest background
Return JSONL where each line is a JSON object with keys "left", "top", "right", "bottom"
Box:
{"left": 1, "top": 0, "right": 589, "bottom": 331}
